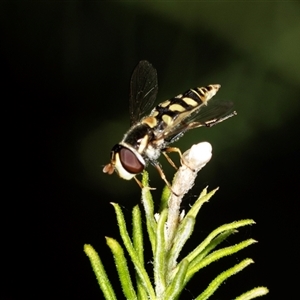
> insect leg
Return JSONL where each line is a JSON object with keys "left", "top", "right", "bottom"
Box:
{"left": 134, "top": 176, "right": 156, "bottom": 191}
{"left": 162, "top": 151, "right": 179, "bottom": 170}
{"left": 151, "top": 161, "right": 179, "bottom": 196}
{"left": 203, "top": 111, "right": 237, "bottom": 127}
{"left": 134, "top": 176, "right": 144, "bottom": 189}
{"left": 164, "top": 147, "right": 195, "bottom": 172}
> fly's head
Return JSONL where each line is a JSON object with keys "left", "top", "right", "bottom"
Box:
{"left": 103, "top": 143, "right": 146, "bottom": 180}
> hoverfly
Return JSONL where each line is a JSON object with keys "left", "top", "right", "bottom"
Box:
{"left": 103, "top": 61, "right": 236, "bottom": 189}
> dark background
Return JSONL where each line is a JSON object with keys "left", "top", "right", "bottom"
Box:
{"left": 1, "top": 2, "right": 299, "bottom": 299}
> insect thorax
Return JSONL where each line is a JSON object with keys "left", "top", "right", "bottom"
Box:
{"left": 122, "top": 121, "right": 166, "bottom": 162}
{"left": 122, "top": 123, "right": 151, "bottom": 147}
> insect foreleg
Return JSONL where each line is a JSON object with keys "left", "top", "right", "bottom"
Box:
{"left": 164, "top": 146, "right": 195, "bottom": 172}
{"left": 162, "top": 152, "right": 179, "bottom": 170}
{"left": 150, "top": 160, "right": 179, "bottom": 196}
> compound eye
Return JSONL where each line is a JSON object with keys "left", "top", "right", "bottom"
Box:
{"left": 119, "top": 147, "right": 144, "bottom": 174}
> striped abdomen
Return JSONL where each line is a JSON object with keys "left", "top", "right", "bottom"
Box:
{"left": 149, "top": 84, "right": 220, "bottom": 130}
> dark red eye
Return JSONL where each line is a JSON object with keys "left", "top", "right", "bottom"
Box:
{"left": 120, "top": 147, "right": 144, "bottom": 174}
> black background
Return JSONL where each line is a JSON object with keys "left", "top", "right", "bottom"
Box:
{"left": 2, "top": 2, "right": 299, "bottom": 299}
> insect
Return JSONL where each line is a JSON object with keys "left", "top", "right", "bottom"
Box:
{"left": 103, "top": 60, "right": 236, "bottom": 189}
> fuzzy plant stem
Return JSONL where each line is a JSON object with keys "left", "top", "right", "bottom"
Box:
{"left": 165, "top": 142, "right": 212, "bottom": 250}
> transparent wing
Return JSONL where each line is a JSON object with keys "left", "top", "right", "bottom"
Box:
{"left": 129, "top": 61, "right": 158, "bottom": 126}
{"left": 158, "top": 98, "right": 236, "bottom": 143}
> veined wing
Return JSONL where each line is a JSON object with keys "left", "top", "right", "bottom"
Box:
{"left": 129, "top": 60, "right": 158, "bottom": 126}
{"left": 156, "top": 97, "right": 236, "bottom": 143}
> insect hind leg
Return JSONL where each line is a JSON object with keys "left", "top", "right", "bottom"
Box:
{"left": 204, "top": 111, "right": 237, "bottom": 127}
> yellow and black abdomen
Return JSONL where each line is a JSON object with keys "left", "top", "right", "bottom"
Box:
{"left": 150, "top": 85, "right": 218, "bottom": 131}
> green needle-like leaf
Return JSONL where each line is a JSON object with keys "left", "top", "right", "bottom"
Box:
{"left": 84, "top": 244, "right": 117, "bottom": 300}
{"left": 235, "top": 287, "right": 269, "bottom": 299}
{"left": 195, "top": 259, "right": 254, "bottom": 300}
{"left": 154, "top": 208, "right": 168, "bottom": 297}
{"left": 132, "top": 205, "right": 144, "bottom": 264}
{"left": 141, "top": 171, "right": 157, "bottom": 254}
{"left": 186, "top": 219, "right": 255, "bottom": 263}
{"left": 186, "top": 187, "right": 219, "bottom": 219}
{"left": 106, "top": 238, "right": 137, "bottom": 300}
{"left": 194, "top": 229, "right": 237, "bottom": 263}
{"left": 167, "top": 216, "right": 195, "bottom": 281}
{"left": 186, "top": 239, "right": 257, "bottom": 284}
{"left": 111, "top": 202, "right": 156, "bottom": 299}
{"left": 132, "top": 205, "right": 147, "bottom": 299}
{"left": 163, "top": 259, "right": 189, "bottom": 300}
{"left": 160, "top": 184, "right": 171, "bottom": 211}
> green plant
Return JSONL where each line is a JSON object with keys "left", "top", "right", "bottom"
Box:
{"left": 84, "top": 142, "right": 268, "bottom": 299}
